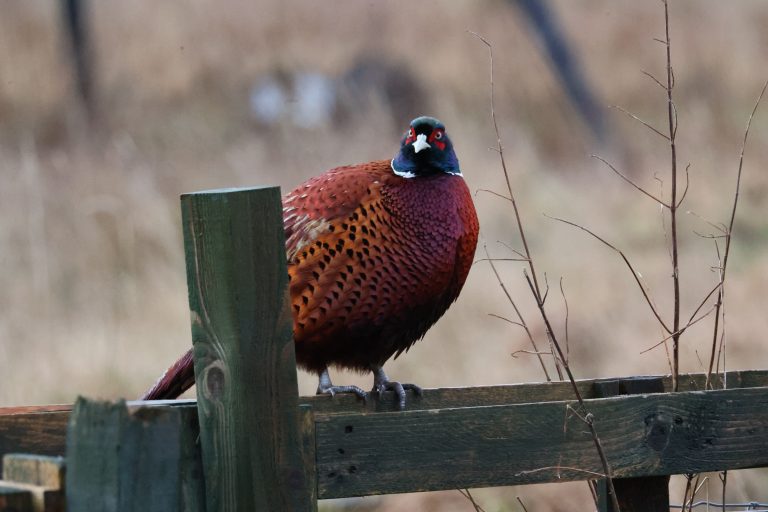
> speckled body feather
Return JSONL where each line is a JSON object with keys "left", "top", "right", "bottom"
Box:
{"left": 284, "top": 160, "right": 479, "bottom": 373}
{"left": 141, "top": 116, "right": 477, "bottom": 403}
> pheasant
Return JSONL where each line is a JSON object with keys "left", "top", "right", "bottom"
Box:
{"left": 142, "top": 116, "right": 479, "bottom": 408}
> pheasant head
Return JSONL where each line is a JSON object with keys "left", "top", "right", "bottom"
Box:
{"left": 391, "top": 116, "right": 461, "bottom": 178}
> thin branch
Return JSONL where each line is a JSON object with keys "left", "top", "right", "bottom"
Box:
{"left": 475, "top": 188, "right": 512, "bottom": 202}
{"left": 473, "top": 257, "right": 529, "bottom": 266}
{"left": 592, "top": 155, "right": 669, "bottom": 207}
{"left": 468, "top": 30, "right": 544, "bottom": 302}
{"left": 676, "top": 163, "right": 691, "bottom": 208}
{"left": 640, "top": 303, "right": 716, "bottom": 355}
{"left": 642, "top": 69, "right": 667, "bottom": 90}
{"left": 488, "top": 313, "right": 527, "bottom": 329}
{"left": 485, "top": 245, "right": 551, "bottom": 381}
{"left": 516, "top": 497, "right": 530, "bottom": 512}
{"left": 661, "top": 0, "right": 683, "bottom": 392}
{"left": 705, "top": 78, "right": 768, "bottom": 389}
{"left": 560, "top": 277, "right": 570, "bottom": 365}
{"left": 458, "top": 489, "right": 486, "bottom": 512}
{"left": 610, "top": 104, "right": 670, "bottom": 140}
{"left": 515, "top": 466, "right": 607, "bottom": 479}
{"left": 548, "top": 214, "right": 672, "bottom": 333}
{"left": 511, "top": 349, "right": 556, "bottom": 358}
{"left": 497, "top": 240, "right": 529, "bottom": 260}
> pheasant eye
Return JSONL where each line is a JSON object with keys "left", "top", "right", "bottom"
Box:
{"left": 434, "top": 131, "right": 443, "bottom": 140}
{"left": 407, "top": 129, "right": 413, "bottom": 137}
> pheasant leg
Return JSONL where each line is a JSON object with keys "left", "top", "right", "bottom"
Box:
{"left": 316, "top": 367, "right": 369, "bottom": 402}
{"left": 371, "top": 366, "right": 422, "bottom": 410}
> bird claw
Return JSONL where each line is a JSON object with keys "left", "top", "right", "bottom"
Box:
{"left": 317, "top": 383, "right": 369, "bottom": 402}
{"left": 374, "top": 380, "right": 423, "bottom": 410}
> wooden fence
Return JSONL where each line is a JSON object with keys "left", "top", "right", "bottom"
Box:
{"left": 1, "top": 187, "right": 767, "bottom": 511}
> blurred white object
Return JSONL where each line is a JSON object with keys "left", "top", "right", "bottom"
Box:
{"left": 249, "top": 77, "right": 287, "bottom": 125}
{"left": 249, "top": 72, "right": 335, "bottom": 128}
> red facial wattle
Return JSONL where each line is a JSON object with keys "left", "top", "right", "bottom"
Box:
{"left": 428, "top": 129, "right": 446, "bottom": 151}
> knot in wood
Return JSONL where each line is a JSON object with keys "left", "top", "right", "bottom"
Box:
{"left": 203, "top": 361, "right": 226, "bottom": 401}
{"left": 644, "top": 412, "right": 672, "bottom": 452}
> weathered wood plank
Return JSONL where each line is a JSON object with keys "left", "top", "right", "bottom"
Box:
{"left": 0, "top": 484, "right": 33, "bottom": 511}
{"left": 0, "top": 480, "right": 64, "bottom": 512}
{"left": 2, "top": 454, "right": 64, "bottom": 489}
{"left": 1, "top": 369, "right": 767, "bottom": 470}
{"left": 594, "top": 377, "right": 669, "bottom": 512}
{"left": 298, "top": 405, "right": 318, "bottom": 512}
{"left": 65, "top": 398, "right": 184, "bottom": 512}
{"left": 2, "top": 454, "right": 65, "bottom": 512}
{"left": 181, "top": 187, "right": 311, "bottom": 511}
{"left": 0, "top": 414, "right": 68, "bottom": 479}
{"left": 314, "top": 386, "right": 768, "bottom": 499}
{"left": 301, "top": 369, "right": 768, "bottom": 414}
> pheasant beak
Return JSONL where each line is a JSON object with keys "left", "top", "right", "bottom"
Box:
{"left": 412, "top": 133, "right": 431, "bottom": 153}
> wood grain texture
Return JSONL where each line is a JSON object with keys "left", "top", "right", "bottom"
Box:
{"left": 314, "top": 386, "right": 768, "bottom": 499}
{"left": 300, "top": 369, "right": 768, "bottom": 414}
{"left": 2, "top": 370, "right": 767, "bottom": 470}
{"left": 0, "top": 414, "right": 68, "bottom": 479}
{"left": 2, "top": 454, "right": 65, "bottom": 489}
{"left": 0, "top": 484, "right": 33, "bottom": 511}
{"left": 298, "top": 405, "right": 318, "bottom": 512}
{"left": 66, "top": 398, "right": 184, "bottom": 512}
{"left": 594, "top": 377, "right": 669, "bottom": 512}
{"left": 181, "top": 187, "right": 311, "bottom": 512}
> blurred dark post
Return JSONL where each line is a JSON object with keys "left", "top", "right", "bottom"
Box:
{"left": 61, "top": 0, "right": 96, "bottom": 119}
{"left": 515, "top": 0, "right": 607, "bottom": 143}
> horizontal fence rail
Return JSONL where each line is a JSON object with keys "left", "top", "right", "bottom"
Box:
{"left": 1, "top": 370, "right": 768, "bottom": 499}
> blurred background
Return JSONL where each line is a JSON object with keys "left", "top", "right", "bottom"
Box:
{"left": 2, "top": 0, "right": 768, "bottom": 510}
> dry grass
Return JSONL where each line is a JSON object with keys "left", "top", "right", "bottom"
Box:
{"left": 2, "top": 0, "right": 768, "bottom": 509}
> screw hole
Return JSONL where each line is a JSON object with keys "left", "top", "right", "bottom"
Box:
{"left": 338, "top": 448, "right": 345, "bottom": 454}
{"left": 349, "top": 465, "right": 357, "bottom": 474}
{"left": 345, "top": 425, "right": 353, "bottom": 433}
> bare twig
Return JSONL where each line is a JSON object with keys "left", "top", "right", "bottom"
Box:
{"left": 548, "top": 214, "right": 672, "bottom": 333}
{"left": 516, "top": 496, "right": 530, "bottom": 512}
{"left": 642, "top": 69, "right": 667, "bottom": 90}
{"left": 475, "top": 188, "right": 513, "bottom": 202}
{"left": 705, "top": 79, "right": 768, "bottom": 389}
{"left": 468, "top": 30, "right": 544, "bottom": 300}
{"left": 472, "top": 31, "right": 620, "bottom": 511}
{"left": 489, "top": 313, "right": 527, "bottom": 329}
{"left": 559, "top": 277, "right": 570, "bottom": 365}
{"left": 458, "top": 489, "right": 486, "bottom": 512}
{"left": 514, "top": 465, "right": 607, "bottom": 479}
{"left": 592, "top": 154, "right": 669, "bottom": 207}
{"left": 661, "top": 0, "right": 683, "bottom": 392}
{"left": 610, "top": 104, "right": 670, "bottom": 140}
{"left": 485, "top": 245, "right": 551, "bottom": 381}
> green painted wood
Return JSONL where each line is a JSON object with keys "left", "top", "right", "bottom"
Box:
{"left": 65, "top": 398, "right": 124, "bottom": 512}
{"left": 65, "top": 398, "right": 184, "bottom": 512}
{"left": 177, "top": 407, "right": 205, "bottom": 512}
{"left": 181, "top": 187, "right": 311, "bottom": 512}
{"left": 313, "top": 386, "right": 768, "bottom": 499}
{"left": 298, "top": 405, "right": 318, "bottom": 512}
{"left": 300, "top": 369, "right": 768, "bottom": 414}
{"left": 1, "top": 369, "right": 767, "bottom": 470}
{"left": 594, "top": 377, "right": 669, "bottom": 512}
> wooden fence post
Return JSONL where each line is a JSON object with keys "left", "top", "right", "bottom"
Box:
{"left": 65, "top": 398, "right": 187, "bottom": 512}
{"left": 594, "top": 377, "right": 670, "bottom": 512}
{"left": 181, "top": 187, "right": 314, "bottom": 512}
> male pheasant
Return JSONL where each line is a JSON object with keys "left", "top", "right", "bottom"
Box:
{"left": 142, "top": 116, "right": 479, "bottom": 408}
